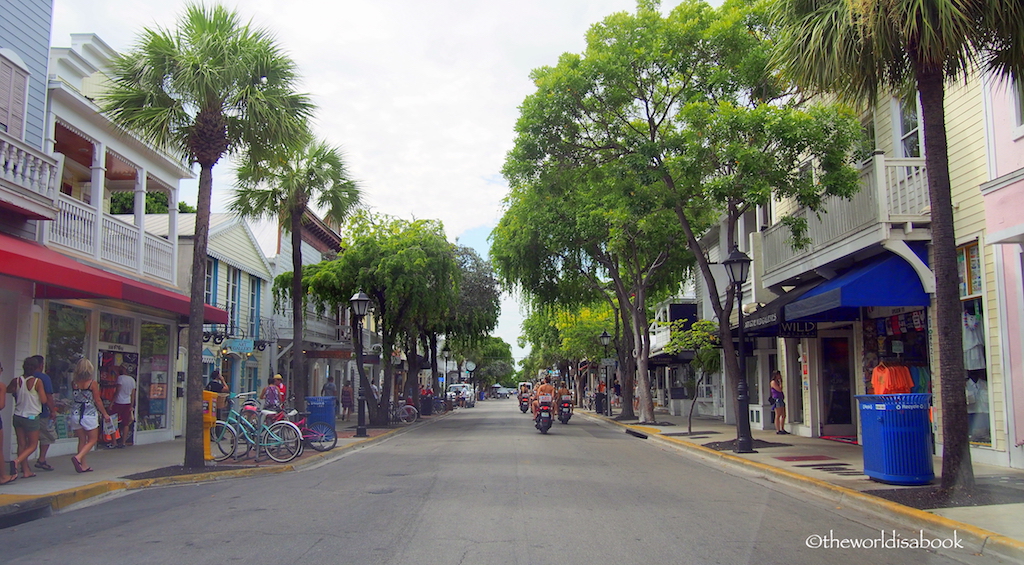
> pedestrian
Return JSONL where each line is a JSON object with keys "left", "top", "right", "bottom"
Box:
{"left": 770, "top": 370, "right": 788, "bottom": 434}
{"left": 28, "top": 355, "right": 56, "bottom": 471}
{"left": 0, "top": 361, "right": 16, "bottom": 486}
{"left": 110, "top": 365, "right": 136, "bottom": 447}
{"left": 10, "top": 357, "right": 46, "bottom": 478}
{"left": 340, "top": 380, "right": 354, "bottom": 421}
{"left": 322, "top": 375, "right": 338, "bottom": 414}
{"left": 206, "top": 370, "right": 229, "bottom": 419}
{"left": 260, "top": 374, "right": 283, "bottom": 410}
{"left": 69, "top": 358, "right": 111, "bottom": 473}
{"left": 613, "top": 379, "right": 621, "bottom": 407}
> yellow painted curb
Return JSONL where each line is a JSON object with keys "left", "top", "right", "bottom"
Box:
{"left": 49, "top": 481, "right": 127, "bottom": 512}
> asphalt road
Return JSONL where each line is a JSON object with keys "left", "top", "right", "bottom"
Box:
{"left": 0, "top": 401, "right": 1000, "bottom": 565}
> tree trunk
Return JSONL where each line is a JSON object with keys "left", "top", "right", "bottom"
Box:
{"left": 430, "top": 333, "right": 440, "bottom": 395}
{"left": 917, "top": 68, "right": 974, "bottom": 492}
{"left": 184, "top": 164, "right": 214, "bottom": 469}
{"left": 688, "top": 373, "right": 704, "bottom": 435}
{"left": 616, "top": 296, "right": 637, "bottom": 419}
{"left": 631, "top": 289, "right": 656, "bottom": 423}
{"left": 290, "top": 210, "right": 306, "bottom": 412}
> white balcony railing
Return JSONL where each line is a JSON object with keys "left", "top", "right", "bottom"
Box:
{"left": 762, "top": 153, "right": 928, "bottom": 276}
{"left": 46, "top": 193, "right": 175, "bottom": 283}
{"left": 0, "top": 132, "right": 61, "bottom": 217}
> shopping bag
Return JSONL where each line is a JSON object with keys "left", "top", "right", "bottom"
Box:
{"left": 103, "top": 414, "right": 121, "bottom": 443}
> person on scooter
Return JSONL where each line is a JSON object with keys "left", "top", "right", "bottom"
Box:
{"left": 532, "top": 376, "right": 555, "bottom": 417}
{"left": 555, "top": 381, "right": 571, "bottom": 405}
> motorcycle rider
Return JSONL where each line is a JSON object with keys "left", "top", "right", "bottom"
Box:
{"left": 556, "top": 381, "right": 571, "bottom": 406}
{"left": 532, "top": 376, "right": 555, "bottom": 417}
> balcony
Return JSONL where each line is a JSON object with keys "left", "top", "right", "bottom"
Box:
{"left": 761, "top": 152, "right": 930, "bottom": 288}
{"left": 43, "top": 193, "right": 175, "bottom": 283}
{"left": 0, "top": 132, "right": 63, "bottom": 220}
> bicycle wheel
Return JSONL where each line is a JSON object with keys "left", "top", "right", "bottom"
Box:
{"left": 262, "top": 421, "right": 302, "bottom": 463}
{"left": 210, "top": 420, "right": 237, "bottom": 461}
{"left": 399, "top": 405, "right": 418, "bottom": 424}
{"left": 307, "top": 422, "right": 338, "bottom": 451}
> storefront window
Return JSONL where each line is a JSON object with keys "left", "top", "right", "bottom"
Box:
{"left": 46, "top": 303, "right": 91, "bottom": 440}
{"left": 139, "top": 322, "right": 171, "bottom": 431}
{"left": 99, "top": 312, "right": 135, "bottom": 345}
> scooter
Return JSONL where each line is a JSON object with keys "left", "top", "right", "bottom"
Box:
{"left": 558, "top": 395, "right": 573, "bottom": 424}
{"left": 535, "top": 395, "right": 553, "bottom": 434}
{"left": 519, "top": 394, "right": 531, "bottom": 413}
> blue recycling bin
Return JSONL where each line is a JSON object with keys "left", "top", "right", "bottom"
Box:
{"left": 306, "top": 396, "right": 336, "bottom": 428}
{"left": 856, "top": 394, "right": 933, "bottom": 485}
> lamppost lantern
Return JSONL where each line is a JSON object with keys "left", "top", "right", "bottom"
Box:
{"left": 598, "top": 330, "right": 611, "bottom": 347}
{"left": 723, "top": 246, "right": 752, "bottom": 285}
{"left": 349, "top": 291, "right": 371, "bottom": 438}
{"left": 722, "top": 246, "right": 755, "bottom": 454}
{"left": 350, "top": 291, "right": 371, "bottom": 317}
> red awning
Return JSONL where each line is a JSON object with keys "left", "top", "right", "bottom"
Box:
{"left": 0, "top": 233, "right": 227, "bottom": 324}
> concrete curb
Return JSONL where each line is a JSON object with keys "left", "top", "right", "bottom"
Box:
{"left": 587, "top": 412, "right": 1024, "bottom": 563}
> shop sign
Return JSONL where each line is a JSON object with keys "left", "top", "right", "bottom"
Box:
{"left": 224, "top": 338, "right": 254, "bottom": 353}
{"left": 780, "top": 321, "right": 817, "bottom": 338}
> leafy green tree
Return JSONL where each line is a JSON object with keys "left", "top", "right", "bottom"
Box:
{"left": 505, "top": 0, "right": 861, "bottom": 433}
{"left": 771, "top": 0, "right": 1024, "bottom": 495}
{"left": 109, "top": 191, "right": 198, "bottom": 214}
{"left": 103, "top": 4, "right": 312, "bottom": 467}
{"left": 663, "top": 319, "right": 720, "bottom": 434}
{"left": 231, "top": 137, "right": 361, "bottom": 410}
{"left": 283, "top": 211, "right": 459, "bottom": 425}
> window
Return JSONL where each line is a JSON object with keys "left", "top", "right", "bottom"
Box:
{"left": 857, "top": 111, "right": 876, "bottom": 162}
{"left": 0, "top": 54, "right": 28, "bottom": 138}
{"left": 204, "top": 258, "right": 218, "bottom": 305}
{"left": 226, "top": 266, "right": 241, "bottom": 331}
{"left": 957, "top": 242, "right": 982, "bottom": 298}
{"left": 244, "top": 366, "right": 259, "bottom": 394}
{"left": 1013, "top": 79, "right": 1024, "bottom": 130}
{"left": 249, "top": 275, "right": 261, "bottom": 338}
{"left": 898, "top": 97, "right": 921, "bottom": 158}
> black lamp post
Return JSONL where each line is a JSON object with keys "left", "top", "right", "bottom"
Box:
{"left": 350, "top": 291, "right": 371, "bottom": 438}
{"left": 465, "top": 360, "right": 476, "bottom": 402}
{"left": 723, "top": 246, "right": 754, "bottom": 454}
{"left": 598, "top": 330, "right": 612, "bottom": 417}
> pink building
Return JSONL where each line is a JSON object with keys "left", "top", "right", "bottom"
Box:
{"left": 982, "top": 77, "right": 1024, "bottom": 468}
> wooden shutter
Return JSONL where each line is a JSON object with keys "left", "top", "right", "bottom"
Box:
{"left": 0, "top": 57, "right": 28, "bottom": 138}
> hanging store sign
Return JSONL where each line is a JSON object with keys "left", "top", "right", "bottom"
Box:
{"left": 224, "top": 338, "right": 254, "bottom": 353}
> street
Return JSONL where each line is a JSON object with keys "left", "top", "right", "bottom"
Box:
{"left": 0, "top": 401, "right": 996, "bottom": 565}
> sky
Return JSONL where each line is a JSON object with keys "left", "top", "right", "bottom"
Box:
{"left": 50, "top": 0, "right": 677, "bottom": 364}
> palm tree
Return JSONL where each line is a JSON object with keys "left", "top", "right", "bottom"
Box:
{"left": 103, "top": 4, "right": 313, "bottom": 467}
{"left": 231, "top": 138, "right": 361, "bottom": 411}
{"left": 772, "top": 0, "right": 1024, "bottom": 492}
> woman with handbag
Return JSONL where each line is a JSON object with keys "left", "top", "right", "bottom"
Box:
{"left": 770, "top": 370, "right": 789, "bottom": 435}
{"left": 69, "top": 358, "right": 111, "bottom": 473}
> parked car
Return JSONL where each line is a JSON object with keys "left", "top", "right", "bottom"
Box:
{"left": 447, "top": 383, "right": 475, "bottom": 407}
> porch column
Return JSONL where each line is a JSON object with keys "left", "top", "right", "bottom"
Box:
{"left": 872, "top": 150, "right": 888, "bottom": 223}
{"left": 134, "top": 167, "right": 146, "bottom": 275}
{"left": 169, "top": 184, "right": 179, "bottom": 287}
{"left": 91, "top": 142, "right": 106, "bottom": 261}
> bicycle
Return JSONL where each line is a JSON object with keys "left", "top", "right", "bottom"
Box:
{"left": 432, "top": 396, "right": 450, "bottom": 415}
{"left": 213, "top": 393, "right": 302, "bottom": 463}
{"left": 389, "top": 400, "right": 418, "bottom": 425}
{"left": 264, "top": 409, "right": 337, "bottom": 452}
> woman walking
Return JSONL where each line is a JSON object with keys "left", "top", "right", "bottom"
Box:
{"left": 10, "top": 357, "right": 46, "bottom": 478}
{"left": 70, "top": 358, "right": 111, "bottom": 473}
{"left": 770, "top": 370, "right": 788, "bottom": 435}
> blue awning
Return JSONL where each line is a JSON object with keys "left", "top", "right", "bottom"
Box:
{"left": 784, "top": 245, "right": 930, "bottom": 322}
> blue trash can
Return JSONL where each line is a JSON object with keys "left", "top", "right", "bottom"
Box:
{"left": 856, "top": 393, "right": 933, "bottom": 485}
{"left": 306, "top": 396, "right": 336, "bottom": 427}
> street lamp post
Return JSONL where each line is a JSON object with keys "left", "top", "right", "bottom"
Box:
{"left": 465, "top": 360, "right": 476, "bottom": 403}
{"left": 350, "top": 291, "right": 371, "bottom": 438}
{"left": 723, "top": 247, "right": 755, "bottom": 454}
{"left": 598, "top": 330, "right": 612, "bottom": 417}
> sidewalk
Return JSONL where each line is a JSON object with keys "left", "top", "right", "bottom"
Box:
{"left": 0, "top": 421, "right": 403, "bottom": 527}
{"left": 582, "top": 408, "right": 1024, "bottom": 563}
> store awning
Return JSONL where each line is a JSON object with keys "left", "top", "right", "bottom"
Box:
{"left": 741, "top": 283, "right": 821, "bottom": 337}
{"left": 0, "top": 232, "right": 227, "bottom": 324}
{"left": 784, "top": 248, "right": 930, "bottom": 322}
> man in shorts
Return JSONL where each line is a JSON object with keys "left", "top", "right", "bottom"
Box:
{"left": 30, "top": 356, "right": 57, "bottom": 471}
